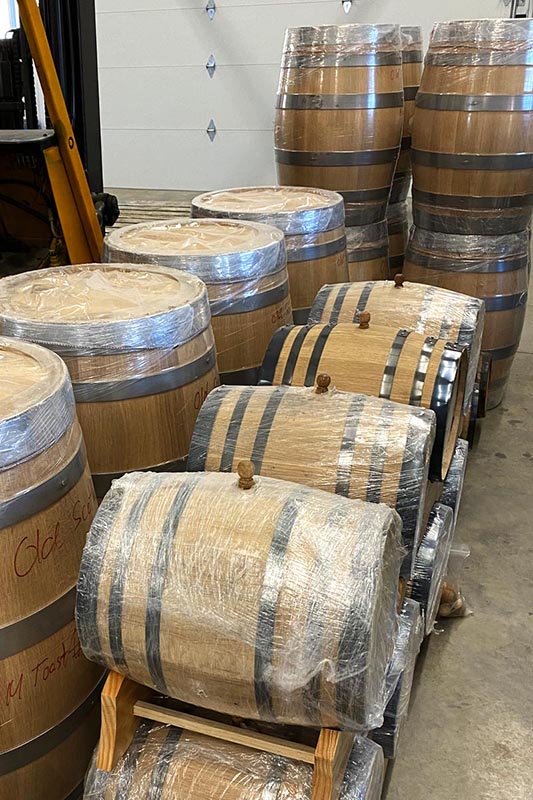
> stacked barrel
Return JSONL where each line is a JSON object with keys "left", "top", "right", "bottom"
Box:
{"left": 274, "top": 24, "right": 404, "bottom": 281}
{"left": 405, "top": 18, "right": 533, "bottom": 408}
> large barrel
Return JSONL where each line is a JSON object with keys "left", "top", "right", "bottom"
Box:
{"left": 308, "top": 277, "right": 485, "bottom": 415}
{"left": 104, "top": 219, "right": 292, "bottom": 383}
{"left": 188, "top": 383, "right": 435, "bottom": 570}
{"left": 274, "top": 24, "right": 403, "bottom": 226}
{"left": 0, "top": 337, "right": 102, "bottom": 794}
{"left": 346, "top": 220, "right": 389, "bottom": 281}
{"left": 411, "top": 19, "right": 533, "bottom": 234}
{"left": 386, "top": 202, "right": 409, "bottom": 273}
{"left": 372, "top": 597, "right": 423, "bottom": 758}
{"left": 403, "top": 227, "right": 529, "bottom": 408}
{"left": 259, "top": 322, "right": 467, "bottom": 480}
{"left": 0, "top": 264, "right": 219, "bottom": 497}
{"left": 76, "top": 470, "right": 403, "bottom": 730}
{"left": 191, "top": 186, "right": 348, "bottom": 324}
{"left": 84, "top": 723, "right": 384, "bottom": 800}
{"left": 407, "top": 503, "right": 454, "bottom": 636}
{"left": 390, "top": 26, "right": 424, "bottom": 204}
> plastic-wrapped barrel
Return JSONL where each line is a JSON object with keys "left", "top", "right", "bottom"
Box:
{"left": 259, "top": 322, "right": 467, "bottom": 480}
{"left": 188, "top": 383, "right": 435, "bottom": 571}
{"left": 104, "top": 219, "right": 292, "bottom": 383}
{"left": 0, "top": 337, "right": 102, "bottom": 797}
{"left": 391, "top": 26, "right": 424, "bottom": 204}
{"left": 411, "top": 19, "right": 533, "bottom": 234}
{"left": 407, "top": 503, "right": 454, "bottom": 635}
{"left": 274, "top": 24, "right": 403, "bottom": 225}
{"left": 308, "top": 277, "right": 485, "bottom": 416}
{"left": 76, "top": 469, "right": 403, "bottom": 730}
{"left": 386, "top": 202, "right": 409, "bottom": 273}
{"left": 441, "top": 438, "right": 469, "bottom": 526}
{"left": 0, "top": 264, "right": 219, "bottom": 497}
{"left": 403, "top": 227, "right": 529, "bottom": 408}
{"left": 84, "top": 723, "right": 384, "bottom": 800}
{"left": 191, "top": 186, "right": 348, "bottom": 324}
{"left": 371, "top": 597, "right": 424, "bottom": 758}
{"left": 346, "top": 220, "right": 389, "bottom": 281}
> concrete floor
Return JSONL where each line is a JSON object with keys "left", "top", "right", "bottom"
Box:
{"left": 109, "top": 188, "right": 533, "bottom": 799}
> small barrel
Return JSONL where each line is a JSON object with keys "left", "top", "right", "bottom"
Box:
{"left": 259, "top": 322, "right": 467, "bottom": 480}
{"left": 390, "top": 26, "right": 424, "bottom": 204}
{"left": 372, "top": 598, "right": 424, "bottom": 758}
{"left": 84, "top": 723, "right": 384, "bottom": 800}
{"left": 188, "top": 383, "right": 436, "bottom": 571}
{"left": 411, "top": 19, "right": 533, "bottom": 234}
{"left": 0, "top": 337, "right": 102, "bottom": 787}
{"left": 308, "top": 278, "right": 484, "bottom": 415}
{"left": 191, "top": 186, "right": 348, "bottom": 324}
{"left": 346, "top": 220, "right": 390, "bottom": 281}
{"left": 441, "top": 438, "right": 468, "bottom": 526}
{"left": 0, "top": 264, "right": 219, "bottom": 497}
{"left": 104, "top": 218, "right": 292, "bottom": 383}
{"left": 77, "top": 470, "right": 403, "bottom": 730}
{"left": 403, "top": 226, "right": 529, "bottom": 408}
{"left": 407, "top": 503, "right": 454, "bottom": 636}
{"left": 274, "top": 24, "right": 403, "bottom": 225}
{"left": 386, "top": 202, "right": 409, "bottom": 273}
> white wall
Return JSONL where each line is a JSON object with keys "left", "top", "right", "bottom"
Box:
{"left": 96, "top": 0, "right": 508, "bottom": 190}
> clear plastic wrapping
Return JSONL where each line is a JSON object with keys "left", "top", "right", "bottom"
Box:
{"left": 282, "top": 24, "right": 401, "bottom": 58}
{"left": 408, "top": 503, "right": 455, "bottom": 636}
{"left": 400, "top": 26, "right": 422, "bottom": 49}
{"left": 191, "top": 187, "right": 345, "bottom": 238}
{"left": 441, "top": 438, "right": 468, "bottom": 526}
{"left": 345, "top": 222, "right": 389, "bottom": 264}
{"left": 372, "top": 598, "right": 423, "bottom": 758}
{"left": 84, "top": 723, "right": 384, "bottom": 800}
{"left": 76, "top": 469, "right": 404, "bottom": 731}
{"left": 407, "top": 228, "right": 530, "bottom": 264}
{"left": 0, "top": 264, "right": 212, "bottom": 354}
{"left": 429, "top": 19, "right": 533, "bottom": 58}
{"left": 438, "top": 545, "right": 472, "bottom": 619}
{"left": 187, "top": 383, "right": 436, "bottom": 573}
{"left": 0, "top": 336, "right": 75, "bottom": 470}
{"left": 308, "top": 279, "right": 484, "bottom": 415}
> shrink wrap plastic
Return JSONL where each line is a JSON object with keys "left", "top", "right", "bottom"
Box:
{"left": 441, "top": 438, "right": 468, "bottom": 526}
{"left": 0, "top": 336, "right": 75, "bottom": 472}
{"left": 401, "top": 26, "right": 422, "bottom": 49}
{"left": 187, "top": 383, "right": 436, "bottom": 569}
{"left": 372, "top": 598, "right": 424, "bottom": 758}
{"left": 308, "top": 278, "right": 484, "bottom": 415}
{"left": 429, "top": 18, "right": 533, "bottom": 59}
{"left": 407, "top": 228, "right": 530, "bottom": 266}
{"left": 345, "top": 222, "right": 389, "bottom": 260}
{"left": 83, "top": 723, "right": 384, "bottom": 800}
{"left": 76, "top": 470, "right": 404, "bottom": 731}
{"left": 408, "top": 503, "right": 455, "bottom": 636}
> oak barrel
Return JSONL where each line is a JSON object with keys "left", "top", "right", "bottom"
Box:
{"left": 308, "top": 277, "right": 485, "bottom": 414}
{"left": 275, "top": 24, "right": 403, "bottom": 225}
{"left": 403, "top": 226, "right": 529, "bottom": 407}
{"left": 84, "top": 723, "right": 384, "bottom": 800}
{"left": 0, "top": 337, "right": 102, "bottom": 793}
{"left": 407, "top": 503, "right": 454, "bottom": 636}
{"left": 104, "top": 219, "right": 292, "bottom": 383}
{"left": 188, "top": 383, "right": 435, "bottom": 571}
{"left": 391, "top": 26, "right": 423, "bottom": 204}
{"left": 411, "top": 19, "right": 533, "bottom": 234}
{"left": 76, "top": 469, "right": 403, "bottom": 730}
{"left": 0, "top": 264, "right": 219, "bottom": 496}
{"left": 259, "top": 322, "right": 467, "bottom": 480}
{"left": 372, "top": 598, "right": 423, "bottom": 759}
{"left": 191, "top": 186, "right": 348, "bottom": 324}
{"left": 346, "top": 221, "right": 389, "bottom": 281}
{"left": 386, "top": 202, "right": 409, "bottom": 273}
{"left": 441, "top": 438, "right": 468, "bottom": 526}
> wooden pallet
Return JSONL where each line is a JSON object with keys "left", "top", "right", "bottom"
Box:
{"left": 98, "top": 670, "right": 356, "bottom": 800}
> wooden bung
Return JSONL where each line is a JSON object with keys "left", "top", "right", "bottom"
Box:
{"left": 0, "top": 264, "right": 220, "bottom": 497}
{"left": 104, "top": 218, "right": 293, "bottom": 383}
{"left": 237, "top": 459, "right": 256, "bottom": 489}
{"left": 191, "top": 186, "right": 348, "bottom": 325}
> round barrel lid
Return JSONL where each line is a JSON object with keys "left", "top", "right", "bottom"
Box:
{"left": 0, "top": 263, "right": 211, "bottom": 355}
{"left": 0, "top": 337, "right": 74, "bottom": 470}
{"left": 104, "top": 218, "right": 286, "bottom": 284}
{"left": 192, "top": 186, "right": 344, "bottom": 236}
